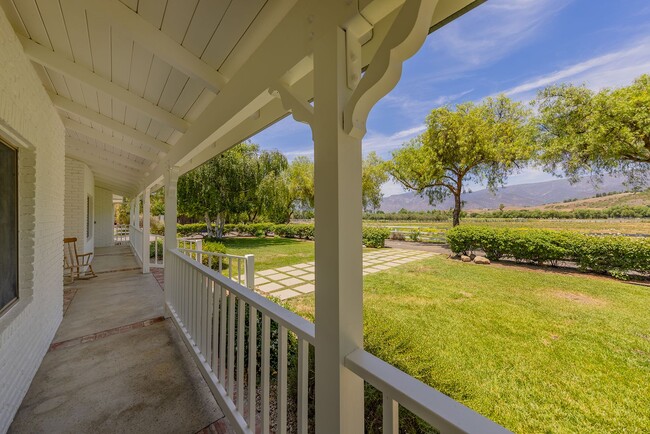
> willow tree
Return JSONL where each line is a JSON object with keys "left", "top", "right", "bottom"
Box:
{"left": 388, "top": 96, "right": 535, "bottom": 226}
{"left": 178, "top": 143, "right": 287, "bottom": 237}
{"left": 534, "top": 74, "right": 650, "bottom": 186}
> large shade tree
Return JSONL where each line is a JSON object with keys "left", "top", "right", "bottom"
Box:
{"left": 534, "top": 74, "right": 650, "bottom": 186}
{"left": 388, "top": 96, "right": 535, "bottom": 226}
{"left": 178, "top": 143, "right": 287, "bottom": 237}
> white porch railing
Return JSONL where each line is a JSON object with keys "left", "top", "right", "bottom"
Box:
{"left": 114, "top": 224, "right": 129, "bottom": 244}
{"left": 166, "top": 249, "right": 511, "bottom": 434}
{"left": 149, "top": 234, "right": 165, "bottom": 268}
{"left": 166, "top": 249, "right": 314, "bottom": 434}
{"left": 178, "top": 248, "right": 254, "bottom": 289}
{"left": 129, "top": 224, "right": 143, "bottom": 263}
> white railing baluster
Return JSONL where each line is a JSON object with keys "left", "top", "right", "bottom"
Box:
{"left": 237, "top": 298, "right": 245, "bottom": 412}
{"left": 228, "top": 290, "right": 236, "bottom": 398}
{"left": 297, "top": 338, "right": 309, "bottom": 434}
{"left": 383, "top": 394, "right": 398, "bottom": 434}
{"left": 261, "top": 314, "right": 271, "bottom": 434}
{"left": 212, "top": 281, "right": 221, "bottom": 373}
{"left": 277, "top": 325, "right": 288, "bottom": 434}
{"left": 248, "top": 305, "right": 257, "bottom": 431}
{"left": 219, "top": 286, "right": 227, "bottom": 385}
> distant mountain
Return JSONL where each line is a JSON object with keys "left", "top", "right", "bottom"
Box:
{"left": 380, "top": 176, "right": 630, "bottom": 212}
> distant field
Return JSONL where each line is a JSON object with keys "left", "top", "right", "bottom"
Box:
{"left": 366, "top": 218, "right": 650, "bottom": 235}
{"left": 540, "top": 190, "right": 650, "bottom": 211}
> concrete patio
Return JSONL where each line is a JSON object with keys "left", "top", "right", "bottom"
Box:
{"left": 9, "top": 246, "right": 231, "bottom": 434}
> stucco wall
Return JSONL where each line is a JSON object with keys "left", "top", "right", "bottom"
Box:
{"left": 64, "top": 157, "right": 95, "bottom": 255}
{"left": 94, "top": 187, "right": 114, "bottom": 248}
{"left": 0, "top": 5, "right": 66, "bottom": 431}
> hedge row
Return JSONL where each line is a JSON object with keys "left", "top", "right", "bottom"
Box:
{"left": 178, "top": 222, "right": 391, "bottom": 247}
{"left": 447, "top": 226, "right": 650, "bottom": 278}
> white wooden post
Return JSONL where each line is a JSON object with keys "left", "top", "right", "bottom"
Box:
{"left": 142, "top": 187, "right": 151, "bottom": 273}
{"left": 245, "top": 254, "right": 255, "bottom": 290}
{"left": 135, "top": 193, "right": 141, "bottom": 229}
{"left": 313, "top": 25, "right": 364, "bottom": 434}
{"left": 195, "top": 239, "right": 202, "bottom": 265}
{"left": 164, "top": 166, "right": 179, "bottom": 312}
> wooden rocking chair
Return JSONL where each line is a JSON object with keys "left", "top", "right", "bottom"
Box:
{"left": 63, "top": 237, "right": 97, "bottom": 282}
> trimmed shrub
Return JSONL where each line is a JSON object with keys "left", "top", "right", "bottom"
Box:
{"left": 362, "top": 227, "right": 391, "bottom": 248}
{"left": 149, "top": 238, "right": 164, "bottom": 258}
{"left": 447, "top": 226, "right": 650, "bottom": 278}
{"left": 177, "top": 222, "right": 208, "bottom": 235}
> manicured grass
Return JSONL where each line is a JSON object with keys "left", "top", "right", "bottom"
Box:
{"left": 286, "top": 255, "right": 650, "bottom": 433}
{"left": 214, "top": 237, "right": 315, "bottom": 271}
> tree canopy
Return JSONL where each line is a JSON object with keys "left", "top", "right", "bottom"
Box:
{"left": 362, "top": 152, "right": 389, "bottom": 212}
{"left": 534, "top": 74, "right": 650, "bottom": 186}
{"left": 388, "top": 95, "right": 535, "bottom": 226}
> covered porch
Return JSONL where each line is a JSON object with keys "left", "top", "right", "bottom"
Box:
{"left": 9, "top": 246, "right": 232, "bottom": 433}
{"left": 0, "top": 0, "right": 511, "bottom": 432}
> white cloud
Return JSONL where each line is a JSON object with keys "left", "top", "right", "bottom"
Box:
{"left": 363, "top": 124, "right": 426, "bottom": 156}
{"left": 429, "top": 0, "right": 570, "bottom": 70}
{"left": 504, "top": 36, "right": 650, "bottom": 98}
{"left": 381, "top": 89, "right": 473, "bottom": 118}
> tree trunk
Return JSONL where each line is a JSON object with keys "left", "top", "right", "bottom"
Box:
{"left": 204, "top": 212, "right": 214, "bottom": 237}
{"left": 452, "top": 192, "right": 462, "bottom": 227}
{"left": 215, "top": 213, "right": 225, "bottom": 239}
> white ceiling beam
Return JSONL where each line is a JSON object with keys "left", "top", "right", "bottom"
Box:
{"left": 74, "top": 0, "right": 227, "bottom": 94}
{"left": 52, "top": 93, "right": 171, "bottom": 154}
{"left": 63, "top": 118, "right": 158, "bottom": 161}
{"left": 66, "top": 137, "right": 149, "bottom": 171}
{"left": 66, "top": 150, "right": 143, "bottom": 180}
{"left": 19, "top": 36, "right": 190, "bottom": 133}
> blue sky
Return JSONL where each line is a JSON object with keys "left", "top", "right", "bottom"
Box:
{"left": 252, "top": 0, "right": 650, "bottom": 196}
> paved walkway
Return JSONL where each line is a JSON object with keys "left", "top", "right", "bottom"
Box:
{"left": 255, "top": 248, "right": 437, "bottom": 300}
{"left": 11, "top": 245, "right": 232, "bottom": 434}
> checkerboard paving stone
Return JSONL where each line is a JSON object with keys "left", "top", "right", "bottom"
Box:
{"left": 253, "top": 248, "right": 437, "bottom": 300}
{"left": 286, "top": 269, "right": 309, "bottom": 277}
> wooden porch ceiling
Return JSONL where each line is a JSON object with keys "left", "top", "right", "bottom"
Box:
{"left": 0, "top": 0, "right": 483, "bottom": 197}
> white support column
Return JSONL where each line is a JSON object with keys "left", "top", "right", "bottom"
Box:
{"left": 142, "top": 187, "right": 151, "bottom": 273}
{"left": 164, "top": 167, "right": 180, "bottom": 310}
{"left": 135, "top": 194, "right": 141, "bottom": 229}
{"left": 313, "top": 25, "right": 364, "bottom": 434}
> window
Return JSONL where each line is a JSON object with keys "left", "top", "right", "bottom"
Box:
{"left": 0, "top": 141, "right": 18, "bottom": 314}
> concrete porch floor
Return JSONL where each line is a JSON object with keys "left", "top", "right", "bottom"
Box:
{"left": 10, "top": 245, "right": 232, "bottom": 434}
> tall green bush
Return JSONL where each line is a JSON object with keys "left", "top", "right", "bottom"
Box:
{"left": 447, "top": 226, "right": 650, "bottom": 278}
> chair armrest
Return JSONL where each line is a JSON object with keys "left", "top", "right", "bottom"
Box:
{"left": 77, "top": 252, "right": 93, "bottom": 265}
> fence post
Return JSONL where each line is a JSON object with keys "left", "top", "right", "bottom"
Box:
{"left": 245, "top": 254, "right": 255, "bottom": 290}
{"left": 196, "top": 239, "right": 203, "bottom": 264}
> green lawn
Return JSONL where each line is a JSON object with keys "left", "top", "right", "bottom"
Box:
{"left": 286, "top": 255, "right": 650, "bottom": 433}
{"left": 215, "top": 237, "right": 315, "bottom": 271}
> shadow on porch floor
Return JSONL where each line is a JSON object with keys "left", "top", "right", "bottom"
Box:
{"left": 10, "top": 245, "right": 233, "bottom": 434}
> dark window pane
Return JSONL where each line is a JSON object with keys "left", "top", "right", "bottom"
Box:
{"left": 0, "top": 141, "right": 18, "bottom": 313}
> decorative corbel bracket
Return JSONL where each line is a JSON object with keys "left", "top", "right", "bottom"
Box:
{"left": 270, "top": 82, "right": 315, "bottom": 126}
{"left": 343, "top": 0, "right": 439, "bottom": 139}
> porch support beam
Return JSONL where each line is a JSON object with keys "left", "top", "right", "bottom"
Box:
{"left": 66, "top": 137, "right": 149, "bottom": 171}
{"left": 313, "top": 25, "right": 364, "bottom": 434}
{"left": 63, "top": 118, "right": 158, "bottom": 161}
{"left": 142, "top": 187, "right": 151, "bottom": 273}
{"left": 163, "top": 166, "right": 180, "bottom": 315}
{"left": 19, "top": 36, "right": 190, "bottom": 133}
{"left": 52, "top": 93, "right": 171, "bottom": 154}
{"left": 74, "top": 0, "right": 227, "bottom": 94}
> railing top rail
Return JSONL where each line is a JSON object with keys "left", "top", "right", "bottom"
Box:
{"left": 344, "top": 349, "right": 512, "bottom": 434}
{"left": 130, "top": 224, "right": 143, "bottom": 233}
{"left": 177, "top": 248, "right": 248, "bottom": 261}
{"left": 170, "top": 249, "right": 315, "bottom": 344}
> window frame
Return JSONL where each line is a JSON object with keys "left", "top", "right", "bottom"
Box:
{"left": 0, "top": 139, "right": 19, "bottom": 316}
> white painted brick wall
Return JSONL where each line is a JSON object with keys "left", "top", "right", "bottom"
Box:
{"left": 94, "top": 187, "right": 114, "bottom": 248}
{"left": 64, "top": 157, "right": 95, "bottom": 255}
{"left": 0, "top": 6, "right": 66, "bottom": 432}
